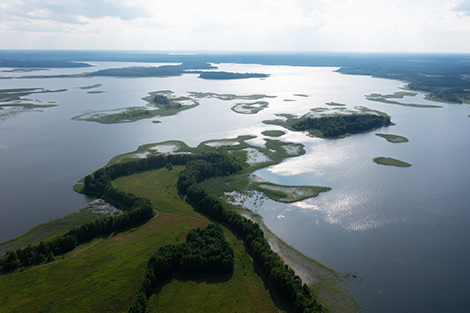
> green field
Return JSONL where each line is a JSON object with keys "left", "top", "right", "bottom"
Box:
{"left": 0, "top": 167, "right": 282, "bottom": 313}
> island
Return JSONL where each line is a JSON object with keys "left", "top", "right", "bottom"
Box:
{"left": 373, "top": 157, "right": 412, "bottom": 167}
{"left": 72, "top": 90, "right": 199, "bottom": 124}
{"left": 376, "top": 133, "right": 409, "bottom": 143}
{"left": 264, "top": 107, "right": 391, "bottom": 138}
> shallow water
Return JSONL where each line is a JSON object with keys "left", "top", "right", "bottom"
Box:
{"left": 1, "top": 62, "right": 469, "bottom": 312}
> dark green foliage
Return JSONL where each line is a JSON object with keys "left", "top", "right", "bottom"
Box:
{"left": 292, "top": 114, "right": 391, "bottom": 137}
{"left": 129, "top": 224, "right": 234, "bottom": 313}
{"left": 153, "top": 94, "right": 170, "bottom": 105}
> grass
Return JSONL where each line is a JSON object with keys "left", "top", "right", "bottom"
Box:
{"left": 113, "top": 167, "right": 206, "bottom": 218}
{"left": 373, "top": 157, "right": 412, "bottom": 167}
{"left": 0, "top": 209, "right": 106, "bottom": 256}
{"left": 376, "top": 133, "right": 409, "bottom": 143}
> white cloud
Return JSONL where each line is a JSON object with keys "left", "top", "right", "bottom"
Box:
{"left": 0, "top": 0, "right": 469, "bottom": 52}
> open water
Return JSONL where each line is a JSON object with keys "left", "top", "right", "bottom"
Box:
{"left": 1, "top": 62, "right": 469, "bottom": 312}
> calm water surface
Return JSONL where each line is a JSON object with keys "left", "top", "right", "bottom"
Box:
{"left": 1, "top": 63, "right": 469, "bottom": 312}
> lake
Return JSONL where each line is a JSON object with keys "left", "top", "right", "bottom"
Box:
{"left": 1, "top": 62, "right": 469, "bottom": 312}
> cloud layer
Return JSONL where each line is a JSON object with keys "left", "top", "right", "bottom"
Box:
{"left": 0, "top": 0, "right": 469, "bottom": 52}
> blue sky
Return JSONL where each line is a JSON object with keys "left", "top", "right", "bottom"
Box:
{"left": 1, "top": 0, "right": 469, "bottom": 52}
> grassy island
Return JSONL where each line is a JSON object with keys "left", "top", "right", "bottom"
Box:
{"left": 373, "top": 157, "right": 412, "bottom": 167}
{"left": 72, "top": 90, "right": 198, "bottom": 124}
{"left": 252, "top": 182, "right": 331, "bottom": 203}
{"left": 231, "top": 101, "right": 269, "bottom": 114}
{"left": 376, "top": 133, "right": 409, "bottom": 143}
{"left": 262, "top": 130, "right": 286, "bottom": 137}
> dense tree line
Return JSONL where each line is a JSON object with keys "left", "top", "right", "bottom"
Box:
{"left": 128, "top": 224, "right": 234, "bottom": 313}
{"left": 292, "top": 114, "right": 391, "bottom": 137}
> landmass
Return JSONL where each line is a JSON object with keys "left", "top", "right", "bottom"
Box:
{"left": 196, "top": 71, "right": 269, "bottom": 80}
{"left": 373, "top": 157, "right": 412, "bottom": 167}
{"left": 376, "top": 133, "right": 409, "bottom": 143}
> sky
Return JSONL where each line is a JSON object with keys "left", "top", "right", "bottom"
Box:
{"left": 0, "top": 0, "right": 469, "bottom": 53}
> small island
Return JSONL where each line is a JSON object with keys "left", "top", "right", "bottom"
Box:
{"left": 373, "top": 157, "right": 412, "bottom": 167}
{"left": 376, "top": 133, "right": 409, "bottom": 143}
{"left": 261, "top": 130, "right": 285, "bottom": 137}
{"left": 231, "top": 101, "right": 269, "bottom": 114}
{"left": 252, "top": 182, "right": 331, "bottom": 203}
